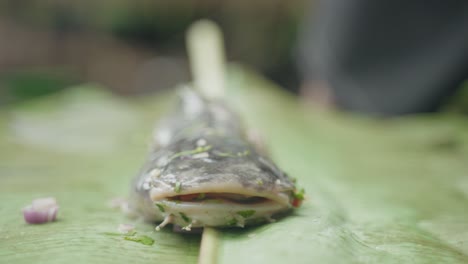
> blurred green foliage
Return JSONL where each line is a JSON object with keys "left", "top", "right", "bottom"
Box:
{"left": 0, "top": 70, "right": 77, "bottom": 105}
{"left": 0, "top": 0, "right": 305, "bottom": 100}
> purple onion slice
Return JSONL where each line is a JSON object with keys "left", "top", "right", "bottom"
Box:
{"left": 22, "top": 197, "right": 59, "bottom": 224}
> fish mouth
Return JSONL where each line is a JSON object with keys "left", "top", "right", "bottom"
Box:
{"left": 168, "top": 192, "right": 270, "bottom": 203}
{"left": 149, "top": 185, "right": 292, "bottom": 229}
{"left": 150, "top": 182, "right": 292, "bottom": 206}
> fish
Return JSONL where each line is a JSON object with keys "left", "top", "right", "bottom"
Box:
{"left": 130, "top": 87, "right": 303, "bottom": 230}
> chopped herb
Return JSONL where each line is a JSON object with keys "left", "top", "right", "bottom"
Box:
{"left": 102, "top": 231, "right": 135, "bottom": 237}
{"left": 236, "top": 210, "right": 256, "bottom": 218}
{"left": 213, "top": 151, "right": 235, "bottom": 157}
{"left": 155, "top": 203, "right": 165, "bottom": 213}
{"left": 124, "top": 235, "right": 155, "bottom": 246}
{"left": 196, "top": 193, "right": 206, "bottom": 200}
{"left": 175, "top": 182, "right": 182, "bottom": 193}
{"left": 293, "top": 188, "right": 305, "bottom": 200}
{"left": 179, "top": 212, "right": 190, "bottom": 223}
{"left": 196, "top": 145, "right": 212, "bottom": 152}
{"left": 256, "top": 179, "right": 264, "bottom": 186}
{"left": 169, "top": 146, "right": 212, "bottom": 161}
{"left": 292, "top": 188, "right": 305, "bottom": 208}
{"left": 226, "top": 218, "right": 237, "bottom": 226}
{"left": 237, "top": 150, "right": 250, "bottom": 157}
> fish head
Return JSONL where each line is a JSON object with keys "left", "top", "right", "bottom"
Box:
{"left": 134, "top": 137, "right": 298, "bottom": 229}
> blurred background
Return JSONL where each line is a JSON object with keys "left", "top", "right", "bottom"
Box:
{"left": 1, "top": 1, "right": 468, "bottom": 115}
{"left": 0, "top": 0, "right": 306, "bottom": 105}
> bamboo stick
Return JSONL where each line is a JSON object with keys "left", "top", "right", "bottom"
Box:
{"left": 186, "top": 19, "right": 227, "bottom": 264}
{"left": 187, "top": 20, "right": 226, "bottom": 99}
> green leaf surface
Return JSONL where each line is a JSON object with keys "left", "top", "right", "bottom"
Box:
{"left": 219, "top": 67, "right": 468, "bottom": 263}
{"left": 0, "top": 87, "right": 198, "bottom": 263}
{"left": 1, "top": 66, "right": 468, "bottom": 263}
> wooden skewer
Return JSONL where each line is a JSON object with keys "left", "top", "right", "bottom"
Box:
{"left": 198, "top": 226, "right": 219, "bottom": 264}
{"left": 187, "top": 19, "right": 226, "bottom": 99}
{"left": 186, "top": 19, "right": 227, "bottom": 264}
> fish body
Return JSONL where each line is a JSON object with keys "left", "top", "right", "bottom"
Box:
{"left": 131, "top": 88, "right": 300, "bottom": 229}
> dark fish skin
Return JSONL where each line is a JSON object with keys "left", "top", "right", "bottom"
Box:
{"left": 130, "top": 88, "right": 296, "bottom": 224}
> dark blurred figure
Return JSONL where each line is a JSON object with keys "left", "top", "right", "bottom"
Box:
{"left": 298, "top": 1, "right": 468, "bottom": 115}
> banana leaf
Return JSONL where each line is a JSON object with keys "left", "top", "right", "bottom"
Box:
{"left": 1, "top": 66, "right": 468, "bottom": 263}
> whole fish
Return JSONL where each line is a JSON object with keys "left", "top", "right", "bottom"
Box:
{"left": 130, "top": 88, "right": 303, "bottom": 230}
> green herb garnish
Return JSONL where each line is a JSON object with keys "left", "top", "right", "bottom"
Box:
{"left": 196, "top": 193, "right": 206, "bottom": 200}
{"left": 175, "top": 182, "right": 182, "bottom": 193}
{"left": 123, "top": 235, "right": 155, "bottom": 246}
{"left": 179, "top": 212, "right": 191, "bottom": 223}
{"left": 236, "top": 210, "right": 256, "bottom": 218}
{"left": 155, "top": 203, "right": 165, "bottom": 213}
{"left": 102, "top": 231, "right": 136, "bottom": 236}
{"left": 293, "top": 188, "right": 305, "bottom": 200}
{"left": 237, "top": 150, "right": 250, "bottom": 157}
{"left": 169, "top": 145, "right": 212, "bottom": 161}
{"left": 256, "top": 179, "right": 264, "bottom": 186}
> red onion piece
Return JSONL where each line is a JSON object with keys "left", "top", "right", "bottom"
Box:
{"left": 22, "top": 197, "right": 59, "bottom": 224}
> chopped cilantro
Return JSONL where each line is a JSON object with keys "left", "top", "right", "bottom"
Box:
{"left": 179, "top": 212, "right": 191, "bottom": 223}
{"left": 155, "top": 203, "right": 165, "bottom": 213}
{"left": 236, "top": 210, "right": 256, "bottom": 218}
{"left": 102, "top": 232, "right": 133, "bottom": 237}
{"left": 169, "top": 146, "right": 212, "bottom": 161}
{"left": 124, "top": 235, "right": 155, "bottom": 246}
{"left": 196, "top": 193, "right": 206, "bottom": 200}
{"left": 237, "top": 150, "right": 250, "bottom": 156}
{"left": 175, "top": 182, "right": 182, "bottom": 193}
{"left": 293, "top": 188, "right": 305, "bottom": 200}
